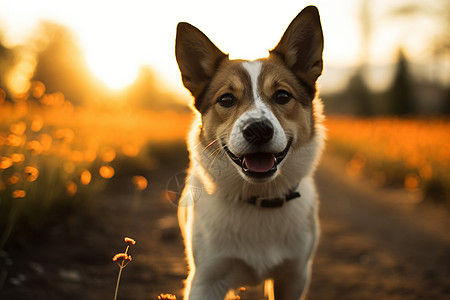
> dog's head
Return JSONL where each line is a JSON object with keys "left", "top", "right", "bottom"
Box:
{"left": 176, "top": 6, "right": 323, "bottom": 184}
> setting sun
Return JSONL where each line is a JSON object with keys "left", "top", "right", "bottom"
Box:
{"left": 86, "top": 53, "right": 139, "bottom": 90}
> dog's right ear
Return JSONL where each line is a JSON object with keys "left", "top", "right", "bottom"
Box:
{"left": 176, "top": 22, "right": 228, "bottom": 109}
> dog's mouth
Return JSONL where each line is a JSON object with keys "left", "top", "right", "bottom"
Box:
{"left": 223, "top": 139, "right": 292, "bottom": 179}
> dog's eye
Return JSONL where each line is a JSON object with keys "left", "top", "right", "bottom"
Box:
{"left": 273, "top": 90, "right": 292, "bottom": 105}
{"left": 217, "top": 93, "right": 237, "bottom": 108}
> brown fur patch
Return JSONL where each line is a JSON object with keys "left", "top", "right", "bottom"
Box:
{"left": 258, "top": 56, "right": 314, "bottom": 151}
{"left": 199, "top": 60, "right": 253, "bottom": 146}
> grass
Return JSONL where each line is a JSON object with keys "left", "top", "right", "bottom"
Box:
{"left": 325, "top": 116, "right": 450, "bottom": 204}
{"left": 0, "top": 82, "right": 192, "bottom": 248}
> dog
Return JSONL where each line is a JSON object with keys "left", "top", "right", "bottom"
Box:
{"left": 175, "top": 6, "right": 325, "bottom": 300}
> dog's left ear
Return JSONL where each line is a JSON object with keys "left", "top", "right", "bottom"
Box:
{"left": 270, "top": 6, "right": 324, "bottom": 92}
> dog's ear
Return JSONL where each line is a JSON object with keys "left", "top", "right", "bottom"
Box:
{"left": 176, "top": 22, "right": 228, "bottom": 109}
{"left": 270, "top": 6, "right": 324, "bottom": 93}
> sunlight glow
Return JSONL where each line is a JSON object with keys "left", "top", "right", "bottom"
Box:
{"left": 86, "top": 52, "right": 139, "bottom": 90}
{"left": 0, "top": 0, "right": 447, "bottom": 94}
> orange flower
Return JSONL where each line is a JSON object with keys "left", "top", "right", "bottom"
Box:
{"left": 124, "top": 237, "right": 136, "bottom": 246}
{"left": 12, "top": 190, "right": 26, "bottom": 198}
{"left": 0, "top": 157, "right": 13, "bottom": 169}
{"left": 11, "top": 153, "right": 25, "bottom": 164}
{"left": 112, "top": 253, "right": 132, "bottom": 268}
{"left": 158, "top": 294, "right": 176, "bottom": 300}
{"left": 24, "top": 166, "right": 39, "bottom": 182}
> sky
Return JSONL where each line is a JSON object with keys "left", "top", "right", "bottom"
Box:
{"left": 0, "top": 0, "right": 446, "bottom": 98}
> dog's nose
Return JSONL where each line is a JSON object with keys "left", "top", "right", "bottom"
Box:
{"left": 242, "top": 120, "right": 274, "bottom": 145}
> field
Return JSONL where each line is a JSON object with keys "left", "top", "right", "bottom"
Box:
{"left": 0, "top": 83, "right": 192, "bottom": 248}
{"left": 2, "top": 84, "right": 450, "bottom": 248}
{"left": 325, "top": 116, "right": 450, "bottom": 204}
{"left": 0, "top": 82, "right": 450, "bottom": 248}
{"left": 1, "top": 85, "right": 450, "bottom": 299}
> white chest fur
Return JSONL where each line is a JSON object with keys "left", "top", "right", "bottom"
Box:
{"left": 186, "top": 174, "right": 319, "bottom": 278}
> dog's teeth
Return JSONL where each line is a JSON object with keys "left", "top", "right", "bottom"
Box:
{"left": 242, "top": 158, "right": 249, "bottom": 172}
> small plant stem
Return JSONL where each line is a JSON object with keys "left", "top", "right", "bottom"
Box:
{"left": 113, "top": 245, "right": 130, "bottom": 300}
{"left": 113, "top": 267, "right": 123, "bottom": 300}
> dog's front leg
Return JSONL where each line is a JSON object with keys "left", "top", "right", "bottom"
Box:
{"left": 185, "top": 271, "right": 230, "bottom": 300}
{"left": 272, "top": 260, "right": 312, "bottom": 300}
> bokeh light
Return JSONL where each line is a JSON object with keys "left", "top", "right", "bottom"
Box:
{"left": 132, "top": 175, "right": 148, "bottom": 191}
{"left": 80, "top": 170, "right": 92, "bottom": 185}
{"left": 99, "top": 166, "right": 115, "bottom": 179}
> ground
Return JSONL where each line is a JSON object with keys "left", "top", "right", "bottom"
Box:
{"left": 1, "top": 151, "right": 450, "bottom": 300}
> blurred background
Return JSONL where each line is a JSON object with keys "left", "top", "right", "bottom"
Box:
{"left": 0, "top": 0, "right": 449, "bottom": 299}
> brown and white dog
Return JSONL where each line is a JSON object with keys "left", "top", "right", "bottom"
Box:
{"left": 175, "top": 6, "right": 325, "bottom": 300}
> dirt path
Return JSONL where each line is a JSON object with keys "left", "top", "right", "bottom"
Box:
{"left": 1, "top": 152, "right": 449, "bottom": 300}
{"left": 310, "top": 154, "right": 450, "bottom": 300}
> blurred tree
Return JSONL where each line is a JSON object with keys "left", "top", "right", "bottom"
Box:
{"left": 359, "top": 0, "right": 372, "bottom": 67}
{"left": 390, "top": 0, "right": 450, "bottom": 83}
{"left": 387, "top": 49, "right": 415, "bottom": 116}
{"left": 33, "top": 22, "right": 99, "bottom": 105}
{"left": 346, "top": 68, "right": 373, "bottom": 116}
{"left": 124, "top": 66, "right": 186, "bottom": 111}
{"left": 346, "top": 0, "right": 374, "bottom": 116}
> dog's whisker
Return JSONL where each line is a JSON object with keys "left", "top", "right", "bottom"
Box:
{"left": 207, "top": 147, "right": 223, "bottom": 159}
{"left": 209, "top": 148, "right": 224, "bottom": 169}
{"left": 202, "top": 139, "right": 218, "bottom": 153}
{"left": 197, "top": 135, "right": 228, "bottom": 154}
{"left": 192, "top": 141, "right": 205, "bottom": 150}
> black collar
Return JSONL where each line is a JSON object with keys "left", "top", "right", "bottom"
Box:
{"left": 246, "top": 189, "right": 301, "bottom": 208}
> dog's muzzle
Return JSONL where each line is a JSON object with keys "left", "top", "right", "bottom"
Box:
{"left": 223, "top": 138, "right": 292, "bottom": 179}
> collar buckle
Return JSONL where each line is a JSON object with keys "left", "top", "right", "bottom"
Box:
{"left": 253, "top": 195, "right": 287, "bottom": 208}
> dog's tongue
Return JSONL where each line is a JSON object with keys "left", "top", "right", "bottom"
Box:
{"left": 243, "top": 153, "right": 275, "bottom": 172}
